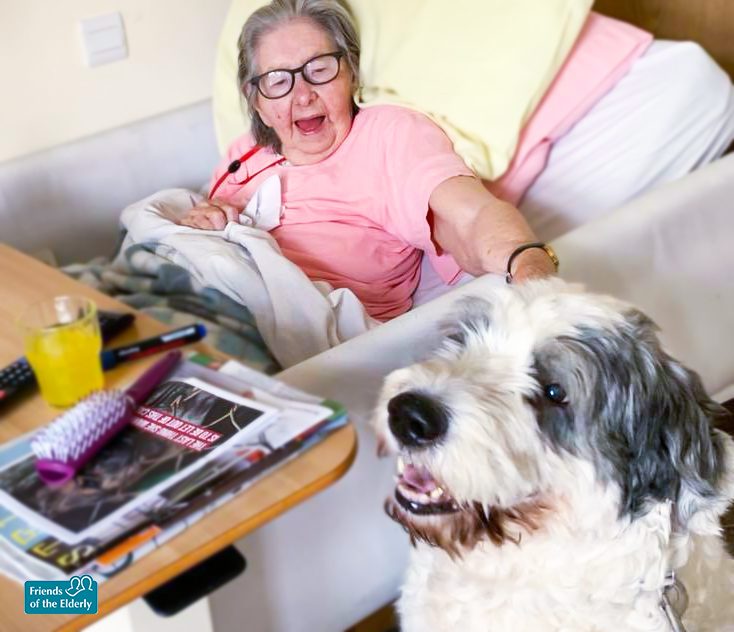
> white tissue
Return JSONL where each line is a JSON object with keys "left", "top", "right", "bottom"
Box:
{"left": 239, "top": 175, "right": 282, "bottom": 231}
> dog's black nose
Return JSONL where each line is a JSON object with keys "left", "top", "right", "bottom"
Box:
{"left": 387, "top": 391, "right": 449, "bottom": 448}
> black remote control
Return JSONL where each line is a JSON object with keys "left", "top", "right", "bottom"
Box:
{"left": 0, "top": 309, "right": 135, "bottom": 407}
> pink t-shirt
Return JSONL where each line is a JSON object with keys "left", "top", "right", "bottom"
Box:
{"left": 209, "top": 105, "right": 473, "bottom": 320}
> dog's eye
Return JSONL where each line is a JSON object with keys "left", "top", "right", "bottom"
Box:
{"left": 544, "top": 383, "right": 568, "bottom": 405}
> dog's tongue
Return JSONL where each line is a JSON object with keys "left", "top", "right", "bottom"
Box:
{"left": 295, "top": 116, "right": 325, "bottom": 133}
{"left": 402, "top": 464, "right": 438, "bottom": 493}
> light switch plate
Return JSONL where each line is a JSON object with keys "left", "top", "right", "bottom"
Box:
{"left": 79, "top": 12, "right": 128, "bottom": 67}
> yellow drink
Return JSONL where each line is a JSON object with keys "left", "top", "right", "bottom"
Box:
{"left": 21, "top": 296, "right": 104, "bottom": 407}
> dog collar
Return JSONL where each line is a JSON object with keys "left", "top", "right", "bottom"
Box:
{"left": 659, "top": 571, "right": 689, "bottom": 632}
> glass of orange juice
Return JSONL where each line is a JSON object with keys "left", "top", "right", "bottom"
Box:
{"left": 19, "top": 296, "right": 104, "bottom": 407}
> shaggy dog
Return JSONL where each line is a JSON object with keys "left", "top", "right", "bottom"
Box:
{"left": 372, "top": 279, "right": 734, "bottom": 631}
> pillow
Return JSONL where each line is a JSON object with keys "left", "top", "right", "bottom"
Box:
{"left": 212, "top": 0, "right": 593, "bottom": 180}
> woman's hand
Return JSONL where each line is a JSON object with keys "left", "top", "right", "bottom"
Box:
{"left": 429, "top": 176, "right": 557, "bottom": 282}
{"left": 179, "top": 199, "right": 242, "bottom": 230}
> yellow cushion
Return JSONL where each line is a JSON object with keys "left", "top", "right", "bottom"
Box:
{"left": 212, "top": 0, "right": 592, "bottom": 180}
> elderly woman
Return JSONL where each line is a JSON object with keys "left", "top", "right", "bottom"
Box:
{"left": 181, "top": 0, "right": 556, "bottom": 321}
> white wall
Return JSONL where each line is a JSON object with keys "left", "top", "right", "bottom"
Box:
{"left": 0, "top": 0, "right": 233, "bottom": 163}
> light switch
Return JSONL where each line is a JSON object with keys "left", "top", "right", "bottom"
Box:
{"left": 79, "top": 12, "right": 128, "bottom": 67}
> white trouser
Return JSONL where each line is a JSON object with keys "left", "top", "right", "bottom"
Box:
{"left": 415, "top": 39, "right": 734, "bottom": 306}
{"left": 520, "top": 40, "right": 734, "bottom": 242}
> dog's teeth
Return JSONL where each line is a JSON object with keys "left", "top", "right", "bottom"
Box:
{"left": 397, "top": 456, "right": 405, "bottom": 474}
{"left": 430, "top": 487, "right": 444, "bottom": 500}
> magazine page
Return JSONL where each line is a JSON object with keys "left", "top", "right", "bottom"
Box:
{"left": 0, "top": 537, "right": 64, "bottom": 583}
{"left": 0, "top": 411, "right": 346, "bottom": 582}
{"left": 179, "top": 356, "right": 328, "bottom": 407}
{"left": 0, "top": 407, "right": 209, "bottom": 581}
{"left": 0, "top": 432, "right": 154, "bottom": 582}
{"left": 217, "top": 359, "right": 345, "bottom": 443}
{"left": 87, "top": 414, "right": 348, "bottom": 581}
{"left": 178, "top": 356, "right": 343, "bottom": 448}
{"left": 0, "top": 436, "right": 78, "bottom": 582}
{"left": 0, "top": 377, "right": 277, "bottom": 544}
{"left": 218, "top": 359, "right": 325, "bottom": 404}
{"left": 0, "top": 356, "right": 347, "bottom": 582}
{"left": 0, "top": 436, "right": 55, "bottom": 582}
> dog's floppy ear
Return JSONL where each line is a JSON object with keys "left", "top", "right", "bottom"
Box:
{"left": 607, "top": 309, "right": 730, "bottom": 528}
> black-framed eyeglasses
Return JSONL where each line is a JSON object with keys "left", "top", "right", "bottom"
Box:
{"left": 250, "top": 51, "right": 344, "bottom": 99}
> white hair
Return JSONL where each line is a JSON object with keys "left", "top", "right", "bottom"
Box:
{"left": 237, "top": 0, "right": 360, "bottom": 153}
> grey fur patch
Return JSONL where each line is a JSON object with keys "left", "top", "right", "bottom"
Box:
{"left": 531, "top": 309, "right": 727, "bottom": 524}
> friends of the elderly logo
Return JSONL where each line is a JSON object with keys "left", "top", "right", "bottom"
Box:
{"left": 25, "top": 575, "right": 98, "bottom": 615}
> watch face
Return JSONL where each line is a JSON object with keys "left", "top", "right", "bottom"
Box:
{"left": 542, "top": 245, "right": 559, "bottom": 269}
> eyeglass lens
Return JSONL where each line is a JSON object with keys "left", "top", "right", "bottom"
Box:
{"left": 259, "top": 54, "right": 340, "bottom": 98}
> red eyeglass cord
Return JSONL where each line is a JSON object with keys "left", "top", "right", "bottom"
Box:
{"left": 208, "top": 145, "right": 286, "bottom": 199}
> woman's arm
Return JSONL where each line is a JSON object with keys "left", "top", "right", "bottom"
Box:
{"left": 429, "top": 175, "right": 556, "bottom": 283}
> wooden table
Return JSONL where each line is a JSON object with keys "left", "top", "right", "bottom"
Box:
{"left": 0, "top": 244, "right": 357, "bottom": 631}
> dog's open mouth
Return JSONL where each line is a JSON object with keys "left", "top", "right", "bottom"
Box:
{"left": 395, "top": 456, "right": 459, "bottom": 515}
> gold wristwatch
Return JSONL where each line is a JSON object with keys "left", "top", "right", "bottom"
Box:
{"left": 539, "top": 243, "right": 559, "bottom": 271}
{"left": 505, "top": 242, "right": 559, "bottom": 284}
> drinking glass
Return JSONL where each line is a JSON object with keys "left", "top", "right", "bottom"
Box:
{"left": 19, "top": 296, "right": 104, "bottom": 407}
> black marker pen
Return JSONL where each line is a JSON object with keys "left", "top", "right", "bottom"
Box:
{"left": 101, "top": 324, "right": 207, "bottom": 370}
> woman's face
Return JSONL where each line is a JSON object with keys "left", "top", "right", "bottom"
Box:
{"left": 252, "top": 18, "right": 354, "bottom": 165}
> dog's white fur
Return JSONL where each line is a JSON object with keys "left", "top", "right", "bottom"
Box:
{"left": 372, "top": 279, "right": 734, "bottom": 631}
